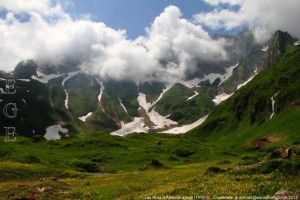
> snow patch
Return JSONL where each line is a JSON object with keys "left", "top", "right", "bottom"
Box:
{"left": 18, "top": 79, "right": 30, "bottom": 82}
{"left": 137, "top": 93, "right": 152, "bottom": 110}
{"left": 79, "top": 112, "right": 93, "bottom": 122}
{"left": 44, "top": 125, "right": 68, "bottom": 140}
{"left": 97, "top": 81, "right": 105, "bottom": 102}
{"left": 148, "top": 109, "right": 177, "bottom": 129}
{"left": 187, "top": 91, "right": 199, "bottom": 101}
{"left": 294, "top": 41, "right": 300, "bottom": 46}
{"left": 36, "top": 71, "right": 45, "bottom": 77}
{"left": 64, "top": 89, "right": 69, "bottom": 109}
{"left": 111, "top": 117, "right": 149, "bottom": 136}
{"left": 152, "top": 83, "right": 174, "bottom": 105}
{"left": 237, "top": 76, "right": 254, "bottom": 89}
{"left": 118, "top": 98, "right": 128, "bottom": 114}
{"left": 22, "top": 98, "right": 26, "bottom": 106}
{"left": 237, "top": 68, "right": 258, "bottom": 90}
{"left": 213, "top": 93, "right": 233, "bottom": 105}
{"left": 62, "top": 71, "right": 80, "bottom": 86}
{"left": 180, "top": 78, "right": 202, "bottom": 89}
{"left": 32, "top": 73, "right": 63, "bottom": 84}
{"left": 62, "top": 71, "right": 80, "bottom": 109}
{"left": 197, "top": 63, "right": 239, "bottom": 85}
{"left": 269, "top": 96, "right": 275, "bottom": 119}
{"left": 261, "top": 46, "right": 269, "bottom": 52}
{"left": 138, "top": 93, "right": 177, "bottom": 129}
{"left": 161, "top": 115, "right": 208, "bottom": 134}
{"left": 269, "top": 91, "right": 279, "bottom": 120}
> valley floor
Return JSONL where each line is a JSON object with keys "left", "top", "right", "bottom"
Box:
{"left": 0, "top": 107, "right": 299, "bottom": 199}
{"left": 0, "top": 161, "right": 299, "bottom": 199}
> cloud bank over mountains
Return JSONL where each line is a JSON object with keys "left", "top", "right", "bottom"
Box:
{"left": 195, "top": 0, "right": 300, "bottom": 44}
{"left": 0, "top": 0, "right": 299, "bottom": 82}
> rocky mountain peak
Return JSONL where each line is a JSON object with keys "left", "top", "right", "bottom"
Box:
{"left": 273, "top": 30, "right": 294, "bottom": 55}
{"left": 13, "top": 60, "right": 38, "bottom": 79}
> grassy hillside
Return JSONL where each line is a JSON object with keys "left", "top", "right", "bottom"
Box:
{"left": 0, "top": 78, "right": 77, "bottom": 137}
{"left": 138, "top": 81, "right": 166, "bottom": 103}
{"left": 192, "top": 45, "right": 300, "bottom": 138}
{"left": 155, "top": 83, "right": 217, "bottom": 124}
{"left": 101, "top": 80, "right": 139, "bottom": 123}
{"left": 65, "top": 73, "right": 100, "bottom": 117}
{"left": 0, "top": 104, "right": 299, "bottom": 199}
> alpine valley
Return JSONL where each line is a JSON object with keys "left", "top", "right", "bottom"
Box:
{"left": 0, "top": 29, "right": 300, "bottom": 199}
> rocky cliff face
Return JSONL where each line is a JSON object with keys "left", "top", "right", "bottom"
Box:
{"left": 259, "top": 30, "right": 295, "bottom": 70}
{"left": 221, "top": 30, "right": 296, "bottom": 94}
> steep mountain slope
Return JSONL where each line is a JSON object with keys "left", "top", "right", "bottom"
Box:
{"left": 102, "top": 80, "right": 139, "bottom": 123}
{"left": 155, "top": 83, "right": 216, "bottom": 124}
{"left": 0, "top": 75, "right": 78, "bottom": 137}
{"left": 64, "top": 73, "right": 100, "bottom": 118}
{"left": 221, "top": 30, "right": 295, "bottom": 94}
{"left": 138, "top": 81, "right": 165, "bottom": 103}
{"left": 189, "top": 45, "right": 300, "bottom": 140}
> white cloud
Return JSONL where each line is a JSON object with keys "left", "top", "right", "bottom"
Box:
{"left": 0, "top": 0, "right": 66, "bottom": 17}
{"left": 0, "top": 11, "right": 125, "bottom": 72}
{"left": 140, "top": 6, "right": 227, "bottom": 81}
{"left": 2, "top": 1, "right": 298, "bottom": 82}
{"left": 0, "top": 3, "right": 227, "bottom": 83}
{"left": 203, "top": 0, "right": 244, "bottom": 5}
{"left": 194, "top": 9, "right": 248, "bottom": 30}
{"left": 195, "top": 0, "right": 300, "bottom": 43}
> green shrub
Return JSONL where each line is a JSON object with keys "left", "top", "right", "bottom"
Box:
{"left": 206, "top": 166, "right": 226, "bottom": 174}
{"left": 23, "top": 155, "right": 41, "bottom": 164}
{"left": 217, "top": 160, "right": 231, "bottom": 164}
{"left": 73, "top": 161, "right": 100, "bottom": 172}
{"left": 256, "top": 160, "right": 300, "bottom": 174}
{"left": 174, "top": 148, "right": 195, "bottom": 158}
{"left": 151, "top": 159, "right": 163, "bottom": 168}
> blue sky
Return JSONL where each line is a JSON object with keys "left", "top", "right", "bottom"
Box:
{"left": 62, "top": 0, "right": 214, "bottom": 38}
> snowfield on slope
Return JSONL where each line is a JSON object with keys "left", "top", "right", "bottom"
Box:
{"left": 137, "top": 93, "right": 177, "bottom": 129}
{"left": 79, "top": 112, "right": 93, "bottom": 122}
{"left": 213, "top": 93, "right": 233, "bottom": 105}
{"left": 187, "top": 91, "right": 199, "bottom": 101}
{"left": 62, "top": 71, "right": 81, "bottom": 109}
{"left": 237, "top": 68, "right": 258, "bottom": 90}
{"left": 32, "top": 73, "right": 64, "bottom": 84}
{"left": 64, "top": 89, "right": 69, "bottom": 109}
{"left": 118, "top": 98, "right": 128, "bottom": 114}
{"left": 181, "top": 63, "right": 239, "bottom": 88}
{"left": 109, "top": 63, "right": 241, "bottom": 136}
{"left": 110, "top": 117, "right": 149, "bottom": 136}
{"left": 110, "top": 90, "right": 177, "bottom": 136}
{"left": 269, "top": 91, "right": 279, "bottom": 120}
{"left": 44, "top": 125, "right": 69, "bottom": 140}
{"left": 261, "top": 46, "right": 269, "bottom": 52}
{"left": 161, "top": 115, "right": 208, "bottom": 134}
{"left": 294, "top": 41, "right": 300, "bottom": 46}
{"left": 97, "top": 80, "right": 105, "bottom": 102}
{"left": 152, "top": 83, "right": 174, "bottom": 105}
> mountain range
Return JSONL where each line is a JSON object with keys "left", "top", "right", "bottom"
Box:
{"left": 0, "top": 30, "right": 298, "bottom": 139}
{"left": 0, "top": 29, "right": 300, "bottom": 199}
